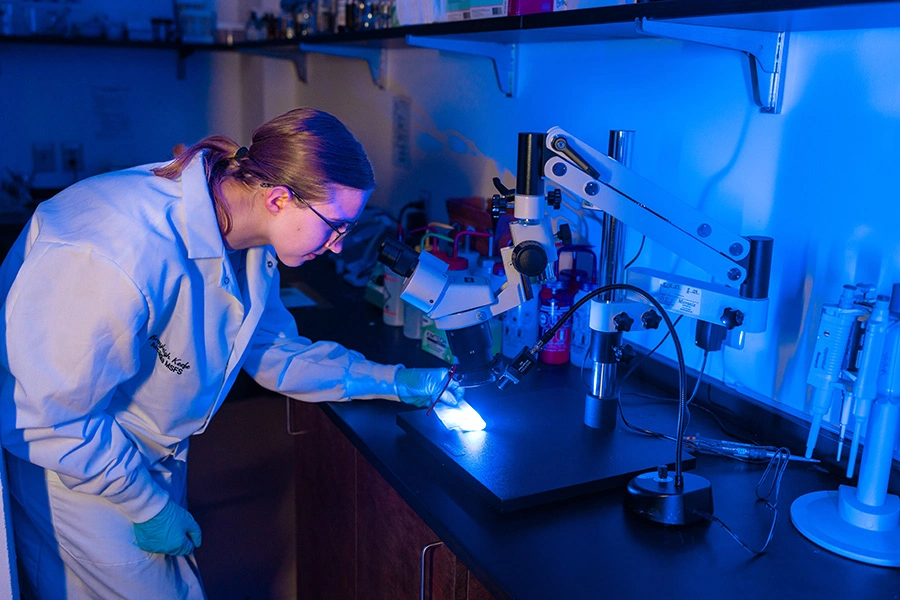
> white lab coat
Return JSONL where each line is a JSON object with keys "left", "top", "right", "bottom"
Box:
{"left": 0, "top": 154, "right": 400, "bottom": 598}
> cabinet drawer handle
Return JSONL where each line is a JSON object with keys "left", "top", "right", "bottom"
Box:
{"left": 419, "top": 541, "right": 444, "bottom": 600}
{"left": 285, "top": 396, "right": 303, "bottom": 436}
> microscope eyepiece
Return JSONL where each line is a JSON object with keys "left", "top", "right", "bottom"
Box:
{"left": 378, "top": 238, "right": 419, "bottom": 278}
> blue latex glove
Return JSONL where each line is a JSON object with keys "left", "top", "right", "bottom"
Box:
{"left": 395, "top": 367, "right": 464, "bottom": 408}
{"left": 134, "top": 499, "right": 202, "bottom": 556}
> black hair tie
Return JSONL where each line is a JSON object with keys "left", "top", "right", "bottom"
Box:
{"left": 234, "top": 146, "right": 248, "bottom": 159}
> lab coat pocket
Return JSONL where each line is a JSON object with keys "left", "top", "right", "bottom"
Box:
{"left": 45, "top": 470, "right": 155, "bottom": 567}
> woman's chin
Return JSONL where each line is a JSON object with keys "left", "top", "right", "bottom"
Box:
{"left": 281, "top": 256, "right": 307, "bottom": 268}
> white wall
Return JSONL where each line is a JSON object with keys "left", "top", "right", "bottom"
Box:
{"left": 284, "top": 25, "right": 900, "bottom": 439}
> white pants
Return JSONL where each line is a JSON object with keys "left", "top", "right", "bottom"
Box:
{"left": 7, "top": 453, "right": 206, "bottom": 600}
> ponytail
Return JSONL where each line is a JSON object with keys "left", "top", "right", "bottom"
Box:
{"left": 153, "top": 108, "right": 375, "bottom": 236}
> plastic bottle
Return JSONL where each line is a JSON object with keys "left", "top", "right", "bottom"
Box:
{"left": 382, "top": 269, "right": 405, "bottom": 326}
{"left": 569, "top": 281, "right": 598, "bottom": 368}
{"left": 538, "top": 280, "right": 573, "bottom": 364}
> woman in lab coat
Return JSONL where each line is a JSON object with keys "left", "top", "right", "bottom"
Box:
{"left": 0, "top": 107, "right": 460, "bottom": 599}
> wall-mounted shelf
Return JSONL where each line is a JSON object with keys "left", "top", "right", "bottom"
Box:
{"left": 236, "top": 0, "right": 900, "bottom": 112}
{"left": 0, "top": 32, "right": 236, "bottom": 78}
{"left": 3, "top": 0, "right": 899, "bottom": 108}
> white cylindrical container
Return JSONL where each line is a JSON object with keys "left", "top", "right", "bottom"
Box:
{"left": 403, "top": 302, "right": 424, "bottom": 339}
{"left": 383, "top": 270, "right": 405, "bottom": 326}
{"left": 502, "top": 296, "right": 540, "bottom": 358}
{"left": 570, "top": 281, "right": 598, "bottom": 367}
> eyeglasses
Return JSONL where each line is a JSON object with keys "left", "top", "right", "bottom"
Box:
{"left": 261, "top": 183, "right": 356, "bottom": 245}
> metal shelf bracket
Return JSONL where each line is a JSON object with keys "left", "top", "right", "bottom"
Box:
{"left": 298, "top": 43, "right": 385, "bottom": 88}
{"left": 241, "top": 44, "right": 384, "bottom": 87}
{"left": 636, "top": 17, "right": 788, "bottom": 114}
{"left": 177, "top": 47, "right": 195, "bottom": 80}
{"left": 405, "top": 35, "right": 517, "bottom": 97}
{"left": 240, "top": 47, "right": 309, "bottom": 81}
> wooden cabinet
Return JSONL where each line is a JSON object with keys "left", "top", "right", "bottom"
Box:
{"left": 293, "top": 401, "right": 494, "bottom": 600}
{"left": 294, "top": 400, "right": 356, "bottom": 599}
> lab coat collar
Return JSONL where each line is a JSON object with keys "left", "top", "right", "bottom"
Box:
{"left": 181, "top": 153, "right": 227, "bottom": 260}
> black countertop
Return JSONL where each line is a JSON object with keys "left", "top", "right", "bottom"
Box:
{"left": 284, "top": 259, "right": 900, "bottom": 600}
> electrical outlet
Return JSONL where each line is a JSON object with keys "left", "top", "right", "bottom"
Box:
{"left": 32, "top": 143, "right": 57, "bottom": 173}
{"left": 60, "top": 143, "right": 84, "bottom": 173}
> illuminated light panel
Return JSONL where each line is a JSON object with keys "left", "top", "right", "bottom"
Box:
{"left": 433, "top": 400, "right": 486, "bottom": 432}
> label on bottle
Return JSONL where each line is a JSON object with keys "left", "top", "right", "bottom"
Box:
{"left": 382, "top": 270, "right": 405, "bottom": 326}
{"left": 539, "top": 297, "right": 571, "bottom": 364}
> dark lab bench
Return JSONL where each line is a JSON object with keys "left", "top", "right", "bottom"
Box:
{"left": 284, "top": 259, "right": 900, "bottom": 600}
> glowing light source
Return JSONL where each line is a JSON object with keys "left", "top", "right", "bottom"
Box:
{"left": 433, "top": 400, "right": 486, "bottom": 432}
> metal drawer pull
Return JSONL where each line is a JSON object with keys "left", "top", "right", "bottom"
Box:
{"left": 419, "top": 541, "right": 444, "bottom": 600}
{"left": 285, "top": 396, "right": 304, "bottom": 436}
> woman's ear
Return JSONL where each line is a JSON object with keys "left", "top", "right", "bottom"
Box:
{"left": 263, "top": 186, "right": 291, "bottom": 216}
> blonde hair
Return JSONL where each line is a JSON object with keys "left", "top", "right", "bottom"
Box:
{"left": 153, "top": 108, "right": 375, "bottom": 234}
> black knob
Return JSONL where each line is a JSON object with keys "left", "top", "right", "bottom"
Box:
{"left": 491, "top": 193, "right": 509, "bottom": 217}
{"left": 641, "top": 310, "right": 662, "bottom": 330}
{"left": 511, "top": 241, "right": 548, "bottom": 277}
{"left": 492, "top": 176, "right": 513, "bottom": 197}
{"left": 613, "top": 311, "right": 634, "bottom": 332}
{"left": 491, "top": 178, "right": 515, "bottom": 227}
{"left": 720, "top": 307, "right": 744, "bottom": 329}
{"left": 556, "top": 223, "right": 572, "bottom": 245}
{"left": 547, "top": 188, "right": 562, "bottom": 210}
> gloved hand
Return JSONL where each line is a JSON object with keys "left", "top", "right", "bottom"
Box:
{"left": 134, "top": 499, "right": 203, "bottom": 556}
{"left": 395, "top": 367, "right": 464, "bottom": 408}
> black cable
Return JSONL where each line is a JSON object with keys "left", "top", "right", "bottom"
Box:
{"left": 616, "top": 396, "right": 676, "bottom": 442}
{"left": 693, "top": 448, "right": 791, "bottom": 556}
{"left": 397, "top": 200, "right": 423, "bottom": 226}
{"left": 568, "top": 298, "right": 787, "bottom": 552}
{"left": 689, "top": 351, "right": 708, "bottom": 406}
{"left": 615, "top": 315, "right": 684, "bottom": 387}
{"left": 618, "top": 348, "right": 709, "bottom": 439}
{"left": 536, "top": 283, "right": 688, "bottom": 486}
{"left": 622, "top": 235, "right": 646, "bottom": 271}
{"left": 698, "top": 383, "right": 759, "bottom": 444}
{"left": 611, "top": 314, "right": 755, "bottom": 443}
{"left": 687, "top": 401, "right": 749, "bottom": 443}
{"left": 609, "top": 315, "right": 686, "bottom": 441}
{"left": 621, "top": 342, "right": 755, "bottom": 444}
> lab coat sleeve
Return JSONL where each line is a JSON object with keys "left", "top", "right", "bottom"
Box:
{"left": 242, "top": 274, "right": 402, "bottom": 403}
{"left": 0, "top": 242, "right": 168, "bottom": 523}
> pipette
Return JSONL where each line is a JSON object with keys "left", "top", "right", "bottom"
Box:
{"left": 686, "top": 435, "right": 819, "bottom": 463}
{"left": 846, "top": 296, "right": 891, "bottom": 478}
{"left": 837, "top": 389, "right": 854, "bottom": 461}
{"left": 804, "top": 286, "right": 866, "bottom": 458}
